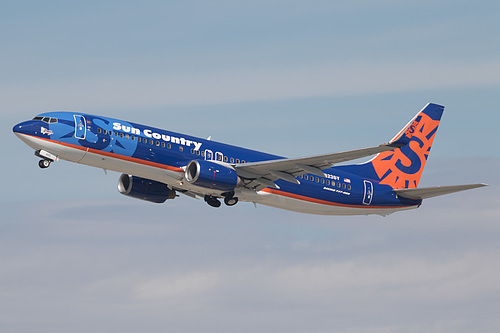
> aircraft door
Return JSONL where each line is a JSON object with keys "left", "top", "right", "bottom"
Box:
{"left": 363, "top": 180, "right": 373, "bottom": 205}
{"left": 74, "top": 115, "right": 86, "bottom": 139}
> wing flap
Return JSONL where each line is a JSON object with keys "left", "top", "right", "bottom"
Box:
{"left": 394, "top": 184, "right": 487, "bottom": 200}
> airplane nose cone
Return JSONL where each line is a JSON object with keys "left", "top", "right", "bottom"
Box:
{"left": 13, "top": 123, "right": 23, "bottom": 133}
{"left": 13, "top": 120, "right": 35, "bottom": 136}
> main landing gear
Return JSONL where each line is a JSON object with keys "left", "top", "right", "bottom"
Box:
{"left": 223, "top": 192, "right": 239, "bottom": 206}
{"left": 204, "top": 195, "right": 222, "bottom": 208}
{"left": 204, "top": 192, "right": 239, "bottom": 208}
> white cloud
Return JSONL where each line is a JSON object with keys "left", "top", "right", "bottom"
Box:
{"left": 259, "top": 251, "right": 500, "bottom": 302}
{"left": 133, "top": 271, "right": 219, "bottom": 302}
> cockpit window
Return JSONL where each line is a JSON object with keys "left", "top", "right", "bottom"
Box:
{"left": 32, "top": 116, "right": 58, "bottom": 124}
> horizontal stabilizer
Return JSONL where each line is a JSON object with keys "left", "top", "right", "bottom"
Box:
{"left": 394, "top": 184, "right": 487, "bottom": 200}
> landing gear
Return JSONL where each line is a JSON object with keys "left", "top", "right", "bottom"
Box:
{"left": 38, "top": 159, "right": 51, "bottom": 169}
{"left": 35, "top": 150, "right": 57, "bottom": 169}
{"left": 204, "top": 192, "right": 239, "bottom": 208}
{"left": 223, "top": 191, "right": 239, "bottom": 206}
{"left": 224, "top": 196, "right": 238, "bottom": 206}
{"left": 204, "top": 195, "right": 221, "bottom": 208}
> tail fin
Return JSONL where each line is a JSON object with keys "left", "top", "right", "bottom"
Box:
{"left": 367, "top": 103, "right": 444, "bottom": 189}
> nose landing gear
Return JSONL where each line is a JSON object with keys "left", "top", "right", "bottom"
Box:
{"left": 38, "top": 159, "right": 51, "bottom": 169}
{"left": 35, "top": 150, "right": 58, "bottom": 169}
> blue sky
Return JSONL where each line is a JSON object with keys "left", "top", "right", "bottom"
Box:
{"left": 1, "top": 1, "right": 500, "bottom": 332}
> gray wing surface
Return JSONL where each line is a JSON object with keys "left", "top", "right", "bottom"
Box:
{"left": 235, "top": 143, "right": 398, "bottom": 190}
{"left": 394, "top": 184, "right": 487, "bottom": 200}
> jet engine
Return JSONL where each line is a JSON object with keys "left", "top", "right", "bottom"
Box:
{"left": 185, "top": 160, "right": 240, "bottom": 192}
{"left": 117, "top": 174, "right": 176, "bottom": 203}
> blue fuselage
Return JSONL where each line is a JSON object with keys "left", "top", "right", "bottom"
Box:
{"left": 13, "top": 111, "right": 421, "bottom": 215}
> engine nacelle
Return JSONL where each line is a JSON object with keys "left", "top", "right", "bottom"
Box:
{"left": 117, "top": 174, "right": 176, "bottom": 203}
{"left": 185, "top": 160, "right": 239, "bottom": 192}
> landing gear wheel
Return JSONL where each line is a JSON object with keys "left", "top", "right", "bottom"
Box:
{"left": 224, "top": 196, "right": 238, "bottom": 206}
{"left": 204, "top": 195, "right": 221, "bottom": 208}
{"left": 39, "top": 159, "right": 51, "bottom": 169}
{"left": 222, "top": 191, "right": 238, "bottom": 206}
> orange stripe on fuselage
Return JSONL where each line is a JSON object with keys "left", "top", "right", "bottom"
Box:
{"left": 261, "top": 188, "right": 414, "bottom": 210}
{"left": 25, "top": 134, "right": 416, "bottom": 209}
{"left": 22, "top": 134, "right": 183, "bottom": 173}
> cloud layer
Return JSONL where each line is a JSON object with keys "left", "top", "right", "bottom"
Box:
{"left": 3, "top": 60, "right": 500, "bottom": 112}
{"left": 1, "top": 171, "right": 498, "bottom": 333}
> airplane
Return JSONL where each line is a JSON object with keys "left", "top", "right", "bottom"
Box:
{"left": 12, "top": 103, "right": 486, "bottom": 216}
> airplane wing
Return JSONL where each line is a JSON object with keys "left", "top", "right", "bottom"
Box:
{"left": 394, "top": 184, "right": 487, "bottom": 200}
{"left": 235, "top": 143, "right": 399, "bottom": 190}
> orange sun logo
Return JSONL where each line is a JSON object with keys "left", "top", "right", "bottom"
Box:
{"left": 372, "top": 113, "right": 440, "bottom": 189}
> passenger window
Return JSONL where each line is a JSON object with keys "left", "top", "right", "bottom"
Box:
{"left": 236, "top": 159, "right": 240, "bottom": 164}
{"left": 343, "top": 183, "right": 346, "bottom": 189}
{"left": 156, "top": 141, "right": 160, "bottom": 146}
{"left": 304, "top": 175, "right": 309, "bottom": 180}
{"left": 201, "top": 151, "right": 205, "bottom": 157}
{"left": 196, "top": 150, "right": 200, "bottom": 156}
{"left": 167, "top": 143, "right": 171, "bottom": 149}
{"left": 149, "top": 139, "right": 153, "bottom": 145}
{"left": 224, "top": 156, "right": 228, "bottom": 162}
{"left": 97, "top": 128, "right": 102, "bottom": 133}
{"left": 103, "top": 129, "right": 107, "bottom": 135}
{"left": 230, "top": 158, "right": 234, "bottom": 163}
{"left": 131, "top": 135, "right": 135, "bottom": 141}
{"left": 114, "top": 131, "right": 119, "bottom": 136}
{"left": 191, "top": 149, "right": 194, "bottom": 154}
{"left": 348, "top": 185, "right": 351, "bottom": 190}
{"left": 179, "top": 146, "right": 183, "bottom": 152}
{"left": 161, "top": 142, "right": 165, "bottom": 148}
{"left": 321, "top": 179, "right": 325, "bottom": 184}
{"left": 316, "top": 177, "right": 319, "bottom": 182}
{"left": 120, "top": 133, "right": 124, "bottom": 138}
{"left": 125, "top": 134, "right": 129, "bottom": 139}
{"left": 326, "top": 180, "right": 330, "bottom": 185}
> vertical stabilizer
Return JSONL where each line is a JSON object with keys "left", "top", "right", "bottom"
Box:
{"left": 358, "top": 103, "right": 444, "bottom": 189}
